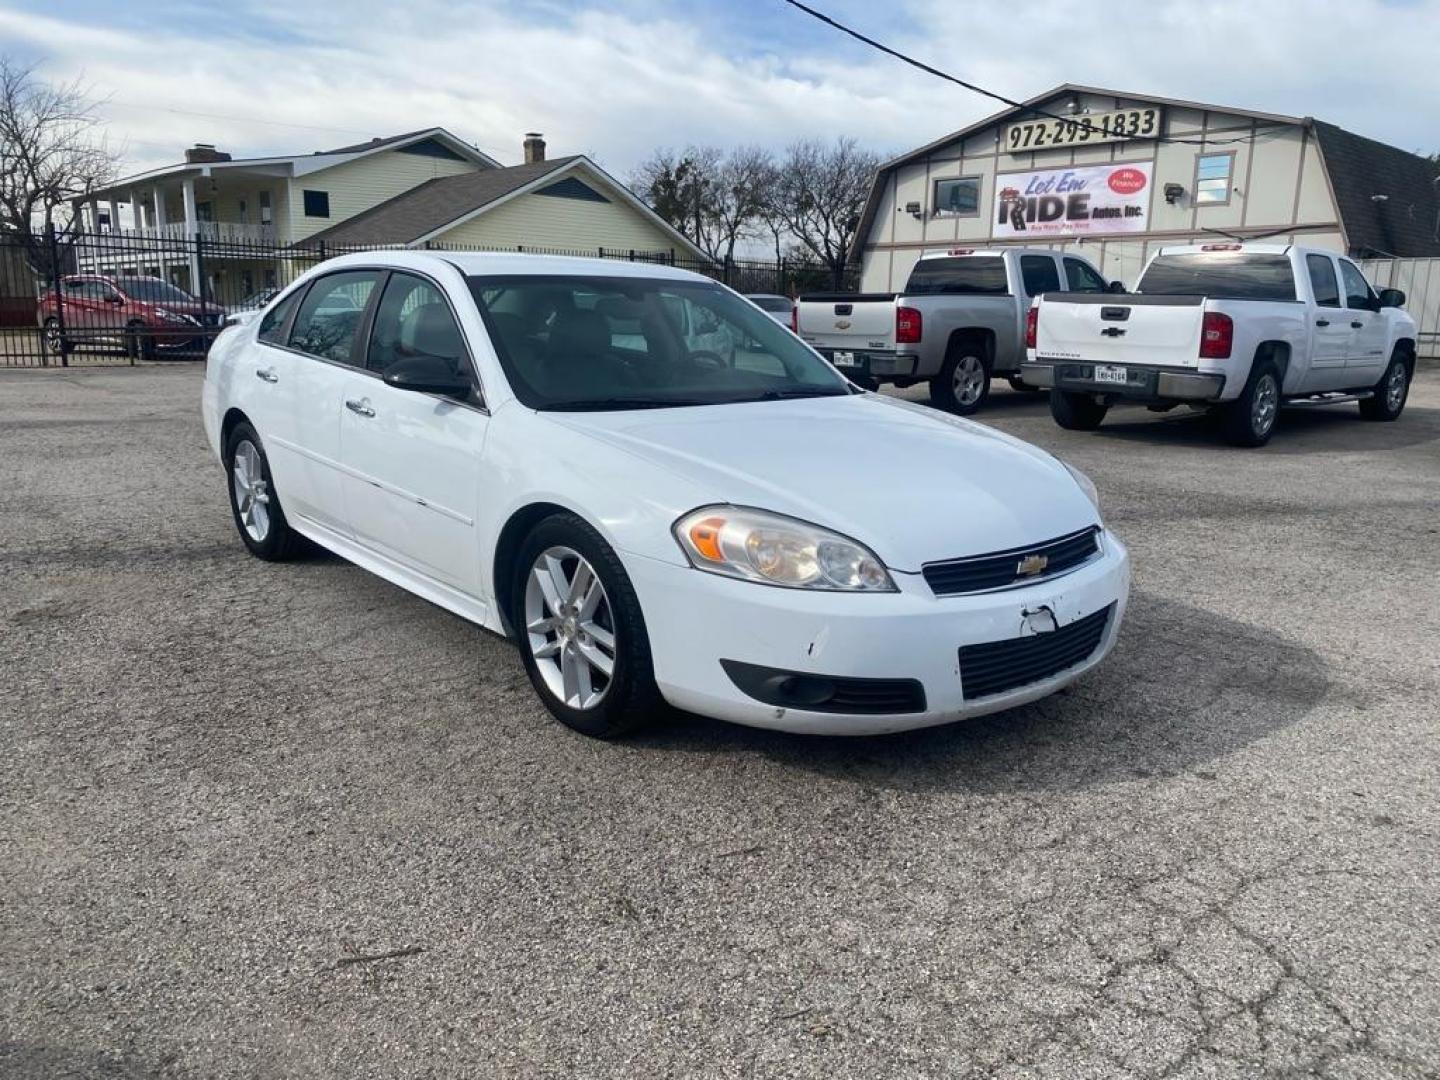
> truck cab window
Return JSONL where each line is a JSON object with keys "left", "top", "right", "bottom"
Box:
{"left": 1306, "top": 255, "right": 1340, "bottom": 308}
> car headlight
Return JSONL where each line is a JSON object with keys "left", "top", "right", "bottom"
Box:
{"left": 154, "top": 307, "right": 196, "bottom": 324}
{"left": 1063, "top": 462, "right": 1100, "bottom": 511}
{"left": 674, "top": 506, "right": 895, "bottom": 592}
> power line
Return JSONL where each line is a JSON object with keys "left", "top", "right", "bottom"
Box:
{"left": 778, "top": 0, "right": 1280, "bottom": 148}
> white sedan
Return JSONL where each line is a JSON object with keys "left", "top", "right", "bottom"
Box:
{"left": 202, "top": 252, "right": 1130, "bottom": 738}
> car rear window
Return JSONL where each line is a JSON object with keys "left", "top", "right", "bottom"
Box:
{"left": 904, "top": 257, "right": 1008, "bottom": 296}
{"left": 1138, "top": 254, "right": 1297, "bottom": 301}
{"left": 749, "top": 296, "right": 792, "bottom": 313}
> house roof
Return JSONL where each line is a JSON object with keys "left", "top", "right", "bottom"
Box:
{"left": 91, "top": 127, "right": 499, "bottom": 197}
{"left": 1312, "top": 122, "right": 1440, "bottom": 257}
{"left": 301, "top": 155, "right": 710, "bottom": 261}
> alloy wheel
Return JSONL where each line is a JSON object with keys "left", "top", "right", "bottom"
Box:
{"left": 231, "top": 440, "right": 272, "bottom": 542}
{"left": 954, "top": 355, "right": 986, "bottom": 405}
{"left": 524, "top": 546, "right": 617, "bottom": 710}
{"left": 43, "top": 320, "right": 62, "bottom": 355}
{"left": 1251, "top": 374, "right": 1278, "bottom": 437}
{"left": 1385, "top": 362, "right": 1407, "bottom": 412}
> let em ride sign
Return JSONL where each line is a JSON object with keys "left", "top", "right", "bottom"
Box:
{"left": 994, "top": 163, "right": 1153, "bottom": 239}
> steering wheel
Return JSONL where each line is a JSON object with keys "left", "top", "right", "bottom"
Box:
{"left": 688, "top": 350, "right": 728, "bottom": 372}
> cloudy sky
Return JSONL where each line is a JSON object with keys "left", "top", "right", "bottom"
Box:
{"left": 5, "top": 0, "right": 1438, "bottom": 179}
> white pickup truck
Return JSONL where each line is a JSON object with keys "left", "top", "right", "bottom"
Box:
{"left": 796, "top": 248, "right": 1115, "bottom": 414}
{"left": 1021, "top": 243, "right": 1419, "bottom": 446}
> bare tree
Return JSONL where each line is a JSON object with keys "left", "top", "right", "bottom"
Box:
{"left": 629, "top": 146, "right": 716, "bottom": 253}
{"left": 768, "top": 138, "right": 880, "bottom": 288}
{"left": 0, "top": 57, "right": 119, "bottom": 271}
{"left": 630, "top": 145, "right": 775, "bottom": 264}
{"left": 707, "top": 146, "right": 773, "bottom": 265}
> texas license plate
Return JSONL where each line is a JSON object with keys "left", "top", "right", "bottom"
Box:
{"left": 831, "top": 350, "right": 857, "bottom": 367}
{"left": 1094, "top": 364, "right": 1128, "bottom": 385}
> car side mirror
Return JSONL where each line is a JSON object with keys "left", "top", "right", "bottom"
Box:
{"left": 1378, "top": 288, "right": 1405, "bottom": 309}
{"left": 1106, "top": 280, "right": 1127, "bottom": 294}
{"left": 106, "top": 295, "right": 124, "bottom": 305}
{"left": 382, "top": 353, "right": 472, "bottom": 399}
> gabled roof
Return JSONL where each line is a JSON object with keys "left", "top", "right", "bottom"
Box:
{"left": 92, "top": 127, "right": 499, "bottom": 197}
{"left": 301, "top": 156, "right": 710, "bottom": 260}
{"left": 852, "top": 83, "right": 1309, "bottom": 262}
{"left": 1313, "top": 122, "right": 1440, "bottom": 257}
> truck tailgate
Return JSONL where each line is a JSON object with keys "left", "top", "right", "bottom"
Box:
{"left": 797, "top": 293, "right": 895, "bottom": 352}
{"left": 1037, "top": 294, "right": 1205, "bottom": 370}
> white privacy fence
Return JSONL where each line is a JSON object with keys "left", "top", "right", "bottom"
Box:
{"left": 1360, "top": 258, "right": 1440, "bottom": 359}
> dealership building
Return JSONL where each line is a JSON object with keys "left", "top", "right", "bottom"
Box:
{"left": 853, "top": 83, "right": 1440, "bottom": 292}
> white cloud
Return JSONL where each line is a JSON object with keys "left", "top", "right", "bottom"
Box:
{"left": 2, "top": 0, "right": 1436, "bottom": 181}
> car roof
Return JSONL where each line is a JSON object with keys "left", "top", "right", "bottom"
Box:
{"left": 916, "top": 247, "right": 1072, "bottom": 261}
{"left": 317, "top": 249, "right": 713, "bottom": 283}
{"left": 1155, "top": 242, "right": 1294, "bottom": 256}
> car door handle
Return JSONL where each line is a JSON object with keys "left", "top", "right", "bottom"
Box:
{"left": 1350, "top": 321, "right": 1364, "bottom": 329}
{"left": 345, "top": 398, "right": 375, "bottom": 418}
{"left": 255, "top": 367, "right": 278, "bottom": 383}
{"left": 1315, "top": 319, "right": 1330, "bottom": 327}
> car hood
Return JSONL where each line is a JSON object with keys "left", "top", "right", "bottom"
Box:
{"left": 546, "top": 393, "right": 1099, "bottom": 571}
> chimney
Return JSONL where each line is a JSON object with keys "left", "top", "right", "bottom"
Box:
{"left": 523, "top": 132, "right": 546, "bottom": 165}
{"left": 184, "top": 143, "right": 232, "bottom": 164}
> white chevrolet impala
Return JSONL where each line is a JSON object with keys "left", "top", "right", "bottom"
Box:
{"left": 202, "top": 253, "right": 1130, "bottom": 738}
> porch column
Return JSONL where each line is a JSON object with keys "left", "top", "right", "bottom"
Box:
{"left": 154, "top": 188, "right": 170, "bottom": 281}
{"left": 129, "top": 189, "right": 142, "bottom": 230}
{"left": 181, "top": 177, "right": 200, "bottom": 294}
{"left": 107, "top": 199, "right": 120, "bottom": 234}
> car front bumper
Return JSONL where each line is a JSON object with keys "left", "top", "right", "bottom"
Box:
{"left": 624, "top": 531, "right": 1130, "bottom": 735}
{"left": 1022, "top": 361, "right": 1226, "bottom": 402}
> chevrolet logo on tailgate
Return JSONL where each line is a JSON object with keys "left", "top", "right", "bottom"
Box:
{"left": 1016, "top": 554, "right": 1049, "bottom": 577}
{"left": 835, "top": 319, "right": 852, "bottom": 329}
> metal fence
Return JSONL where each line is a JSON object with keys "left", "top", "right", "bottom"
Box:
{"left": 2, "top": 228, "right": 852, "bottom": 368}
{"left": 1358, "top": 257, "right": 1440, "bottom": 360}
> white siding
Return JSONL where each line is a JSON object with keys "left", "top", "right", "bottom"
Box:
{"left": 289, "top": 148, "right": 479, "bottom": 242}
{"left": 433, "top": 174, "right": 680, "bottom": 255}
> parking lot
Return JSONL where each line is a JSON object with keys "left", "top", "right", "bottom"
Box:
{"left": 2, "top": 362, "right": 1437, "bottom": 1078}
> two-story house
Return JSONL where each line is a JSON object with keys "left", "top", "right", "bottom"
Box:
{"left": 77, "top": 128, "right": 705, "bottom": 304}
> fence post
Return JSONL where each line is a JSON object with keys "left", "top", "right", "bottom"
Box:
{"left": 778, "top": 257, "right": 786, "bottom": 295}
{"left": 723, "top": 254, "right": 733, "bottom": 287}
{"left": 629, "top": 249, "right": 636, "bottom": 262}
{"left": 47, "top": 224, "right": 68, "bottom": 368}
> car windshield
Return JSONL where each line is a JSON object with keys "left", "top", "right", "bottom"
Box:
{"left": 468, "top": 275, "right": 850, "bottom": 410}
{"left": 1138, "top": 254, "right": 1297, "bottom": 301}
{"left": 749, "top": 295, "right": 792, "bottom": 314}
{"left": 119, "top": 278, "right": 197, "bottom": 303}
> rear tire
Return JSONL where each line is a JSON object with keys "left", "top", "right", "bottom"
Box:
{"left": 1220, "top": 359, "right": 1281, "bottom": 447}
{"left": 512, "top": 513, "right": 664, "bottom": 739}
{"left": 1358, "top": 350, "right": 1410, "bottom": 421}
{"left": 224, "top": 422, "right": 304, "bottom": 560}
{"left": 1049, "top": 389, "right": 1108, "bottom": 431}
{"left": 930, "top": 346, "right": 991, "bottom": 414}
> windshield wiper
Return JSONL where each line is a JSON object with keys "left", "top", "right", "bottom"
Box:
{"left": 750, "top": 388, "right": 851, "bottom": 401}
{"left": 543, "top": 397, "right": 713, "bottom": 411}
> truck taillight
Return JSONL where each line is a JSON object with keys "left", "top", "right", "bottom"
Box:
{"left": 896, "top": 306, "right": 922, "bottom": 344}
{"left": 1199, "top": 312, "right": 1233, "bottom": 359}
{"left": 1025, "top": 306, "right": 1038, "bottom": 349}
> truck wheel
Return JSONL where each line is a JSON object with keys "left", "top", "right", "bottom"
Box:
{"left": 1220, "top": 360, "right": 1281, "bottom": 447}
{"left": 1358, "top": 351, "right": 1410, "bottom": 422}
{"left": 1049, "top": 389, "right": 1108, "bottom": 431}
{"left": 930, "top": 348, "right": 990, "bottom": 414}
{"left": 1007, "top": 376, "right": 1043, "bottom": 394}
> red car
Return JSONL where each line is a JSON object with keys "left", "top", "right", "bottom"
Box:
{"left": 39, "top": 274, "right": 221, "bottom": 359}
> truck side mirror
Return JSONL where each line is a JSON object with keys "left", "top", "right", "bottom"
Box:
{"left": 1377, "top": 288, "right": 1405, "bottom": 309}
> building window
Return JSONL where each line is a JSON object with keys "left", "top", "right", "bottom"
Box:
{"left": 933, "top": 176, "right": 981, "bottom": 217}
{"left": 1194, "top": 153, "right": 1234, "bottom": 205}
{"left": 302, "top": 190, "right": 330, "bottom": 218}
{"left": 259, "top": 190, "right": 273, "bottom": 224}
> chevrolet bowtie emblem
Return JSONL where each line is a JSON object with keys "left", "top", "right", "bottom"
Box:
{"left": 835, "top": 319, "right": 852, "bottom": 329}
{"left": 1016, "top": 553, "right": 1049, "bottom": 577}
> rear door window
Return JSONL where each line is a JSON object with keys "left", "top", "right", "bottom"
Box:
{"left": 1306, "top": 254, "right": 1340, "bottom": 308}
{"left": 904, "top": 257, "right": 1008, "bottom": 295}
{"left": 1338, "top": 260, "right": 1374, "bottom": 310}
{"left": 1020, "top": 255, "right": 1061, "bottom": 296}
{"left": 288, "top": 271, "right": 380, "bottom": 364}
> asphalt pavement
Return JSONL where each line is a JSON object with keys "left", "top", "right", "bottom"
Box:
{"left": 2, "top": 362, "right": 1437, "bottom": 1078}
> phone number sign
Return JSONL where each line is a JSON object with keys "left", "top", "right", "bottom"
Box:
{"left": 1005, "top": 107, "right": 1162, "bottom": 151}
{"left": 994, "top": 163, "right": 1154, "bottom": 238}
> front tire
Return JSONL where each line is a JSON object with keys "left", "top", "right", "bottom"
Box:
{"left": 1050, "top": 389, "right": 1108, "bottom": 431}
{"left": 224, "top": 422, "right": 303, "bottom": 560}
{"left": 930, "top": 347, "right": 991, "bottom": 414}
{"left": 1220, "top": 359, "right": 1281, "bottom": 447}
{"left": 1358, "top": 351, "right": 1410, "bottom": 421}
{"left": 512, "top": 513, "right": 663, "bottom": 738}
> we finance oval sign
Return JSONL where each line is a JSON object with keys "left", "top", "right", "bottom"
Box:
{"left": 1107, "top": 167, "right": 1148, "bottom": 195}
